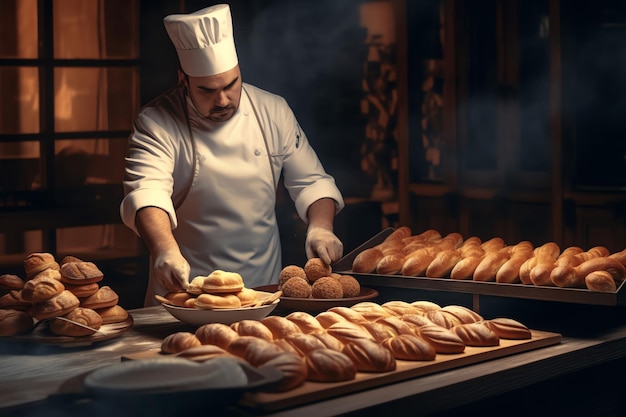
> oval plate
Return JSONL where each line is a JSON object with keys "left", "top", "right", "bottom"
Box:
{"left": 254, "top": 284, "right": 379, "bottom": 313}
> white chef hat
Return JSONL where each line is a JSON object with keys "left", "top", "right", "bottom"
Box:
{"left": 163, "top": 4, "right": 238, "bottom": 77}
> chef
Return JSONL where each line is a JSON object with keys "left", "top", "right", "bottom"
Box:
{"left": 120, "top": 4, "right": 345, "bottom": 306}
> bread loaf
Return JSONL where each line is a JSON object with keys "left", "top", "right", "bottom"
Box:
{"left": 0, "top": 274, "right": 25, "bottom": 291}
{"left": 326, "top": 321, "right": 373, "bottom": 344}
{"left": 195, "top": 322, "right": 239, "bottom": 348}
{"left": 350, "top": 302, "right": 391, "bottom": 321}
{"left": 244, "top": 340, "right": 286, "bottom": 366}
{"left": 285, "top": 333, "right": 327, "bottom": 356}
{"left": 260, "top": 351, "right": 308, "bottom": 392}
{"left": 305, "top": 348, "right": 356, "bottom": 382}
{"left": 400, "top": 253, "right": 435, "bottom": 277}
{"left": 161, "top": 332, "right": 201, "bottom": 354}
{"left": 80, "top": 286, "right": 119, "bottom": 310}
{"left": 59, "top": 261, "right": 103, "bottom": 285}
{"left": 452, "top": 322, "right": 500, "bottom": 347}
{"left": 32, "top": 290, "right": 80, "bottom": 320}
{"left": 285, "top": 311, "right": 325, "bottom": 334}
{"left": 381, "top": 334, "right": 436, "bottom": 361}
{"left": 483, "top": 318, "right": 532, "bottom": 339}
{"left": 230, "top": 319, "right": 273, "bottom": 341}
{"left": 21, "top": 276, "right": 65, "bottom": 302}
{"left": 425, "top": 249, "right": 462, "bottom": 278}
{"left": 96, "top": 304, "right": 129, "bottom": 324}
{"left": 383, "top": 226, "right": 412, "bottom": 242}
{"left": 529, "top": 259, "right": 557, "bottom": 286}
{"left": 327, "top": 306, "right": 368, "bottom": 323}
{"left": 441, "top": 305, "right": 483, "bottom": 324}
{"left": 195, "top": 293, "right": 241, "bottom": 309}
{"left": 450, "top": 256, "right": 482, "bottom": 280}
{"left": 381, "top": 300, "right": 423, "bottom": 317}
{"left": 575, "top": 257, "right": 626, "bottom": 283}
{"left": 202, "top": 270, "right": 244, "bottom": 293}
{"left": 425, "top": 309, "right": 462, "bottom": 329}
{"left": 24, "top": 252, "right": 58, "bottom": 278}
{"left": 308, "top": 331, "right": 344, "bottom": 352}
{"left": 496, "top": 251, "right": 532, "bottom": 283}
{"left": 480, "top": 237, "right": 506, "bottom": 253}
{"left": 175, "top": 344, "right": 233, "bottom": 362}
{"left": 0, "top": 290, "right": 31, "bottom": 311}
{"left": 352, "top": 247, "right": 384, "bottom": 273}
{"left": 0, "top": 309, "right": 33, "bottom": 336}
{"left": 50, "top": 307, "right": 103, "bottom": 337}
{"left": 261, "top": 316, "right": 303, "bottom": 340}
{"left": 376, "top": 316, "right": 418, "bottom": 336}
{"left": 473, "top": 252, "right": 509, "bottom": 282}
{"left": 227, "top": 336, "right": 274, "bottom": 358}
{"left": 376, "top": 253, "right": 405, "bottom": 275}
{"left": 585, "top": 270, "right": 617, "bottom": 292}
{"left": 361, "top": 321, "right": 397, "bottom": 343}
{"left": 342, "top": 338, "right": 396, "bottom": 372}
{"left": 63, "top": 282, "right": 100, "bottom": 298}
{"left": 417, "top": 324, "right": 466, "bottom": 354}
{"left": 550, "top": 265, "right": 581, "bottom": 288}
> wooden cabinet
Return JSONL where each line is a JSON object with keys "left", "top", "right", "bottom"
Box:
{"left": 397, "top": 0, "right": 626, "bottom": 252}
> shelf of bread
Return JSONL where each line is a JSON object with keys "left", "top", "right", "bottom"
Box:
{"left": 333, "top": 228, "right": 626, "bottom": 306}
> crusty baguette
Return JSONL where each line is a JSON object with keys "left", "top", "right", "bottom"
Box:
{"left": 585, "top": 270, "right": 617, "bottom": 292}
{"left": 425, "top": 249, "right": 462, "bottom": 278}
{"left": 450, "top": 256, "right": 483, "bottom": 280}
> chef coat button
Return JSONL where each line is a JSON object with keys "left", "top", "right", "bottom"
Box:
{"left": 244, "top": 111, "right": 249, "bottom": 116}
{"left": 254, "top": 149, "right": 261, "bottom": 156}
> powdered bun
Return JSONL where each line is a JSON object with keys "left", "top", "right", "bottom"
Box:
{"left": 60, "top": 261, "right": 104, "bottom": 285}
{"left": 21, "top": 276, "right": 65, "bottom": 302}
{"left": 202, "top": 270, "right": 244, "bottom": 293}
{"left": 50, "top": 307, "right": 103, "bottom": 337}
{"left": 32, "top": 290, "right": 80, "bottom": 320}
{"left": 23, "top": 252, "right": 57, "bottom": 278}
{"left": 63, "top": 282, "right": 99, "bottom": 298}
{"left": 304, "top": 258, "right": 332, "bottom": 282}
{"left": 80, "top": 286, "right": 119, "bottom": 310}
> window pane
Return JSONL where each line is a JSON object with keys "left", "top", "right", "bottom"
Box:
{"left": 53, "top": 0, "right": 138, "bottom": 59}
{"left": 55, "top": 138, "right": 126, "bottom": 187}
{"left": 0, "top": 141, "right": 40, "bottom": 194}
{"left": 0, "top": 67, "right": 39, "bottom": 134}
{"left": 0, "top": 0, "right": 38, "bottom": 59}
{"left": 54, "top": 67, "right": 138, "bottom": 132}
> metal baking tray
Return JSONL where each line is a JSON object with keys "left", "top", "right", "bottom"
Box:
{"left": 333, "top": 228, "right": 626, "bottom": 306}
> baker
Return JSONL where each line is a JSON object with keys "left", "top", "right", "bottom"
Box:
{"left": 120, "top": 4, "right": 345, "bottom": 306}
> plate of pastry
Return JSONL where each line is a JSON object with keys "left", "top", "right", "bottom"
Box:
{"left": 254, "top": 284, "right": 379, "bottom": 313}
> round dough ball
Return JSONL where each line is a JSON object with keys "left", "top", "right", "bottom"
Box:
{"left": 278, "top": 265, "right": 307, "bottom": 289}
{"left": 311, "top": 277, "right": 343, "bottom": 299}
{"left": 304, "top": 258, "right": 332, "bottom": 282}
{"left": 281, "top": 277, "right": 312, "bottom": 298}
{"left": 335, "top": 274, "right": 360, "bottom": 298}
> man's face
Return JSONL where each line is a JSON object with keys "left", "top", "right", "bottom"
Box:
{"left": 184, "top": 66, "right": 242, "bottom": 122}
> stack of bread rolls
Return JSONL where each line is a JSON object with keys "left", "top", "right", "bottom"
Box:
{"left": 159, "top": 299, "right": 532, "bottom": 392}
{"left": 0, "top": 252, "right": 129, "bottom": 337}
{"left": 351, "top": 227, "right": 626, "bottom": 292}
{"left": 278, "top": 258, "right": 361, "bottom": 299}
{"left": 162, "top": 269, "right": 261, "bottom": 310}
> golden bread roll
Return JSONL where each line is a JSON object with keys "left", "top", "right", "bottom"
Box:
{"left": 410, "top": 300, "right": 441, "bottom": 312}
{"left": 29, "top": 268, "right": 62, "bottom": 281}
{"left": 473, "top": 251, "right": 510, "bottom": 282}
{"left": 452, "top": 322, "right": 500, "bottom": 347}
{"left": 59, "top": 261, "right": 103, "bottom": 285}
{"left": 483, "top": 318, "right": 532, "bottom": 339}
{"left": 50, "top": 307, "right": 103, "bottom": 337}
{"left": 63, "top": 282, "right": 99, "bottom": 298}
{"left": 23, "top": 252, "right": 58, "bottom": 278}
{"left": 202, "top": 270, "right": 244, "bottom": 294}
{"left": 175, "top": 344, "right": 233, "bottom": 362}
{"left": 400, "top": 313, "right": 436, "bottom": 328}
{"left": 230, "top": 319, "right": 273, "bottom": 341}
{"left": 334, "top": 274, "right": 360, "bottom": 298}
{"left": 285, "top": 333, "right": 327, "bottom": 356}
{"left": 376, "top": 316, "right": 419, "bottom": 336}
{"left": 280, "top": 277, "right": 312, "bottom": 298}
{"left": 195, "top": 293, "right": 241, "bottom": 309}
{"left": 529, "top": 260, "right": 557, "bottom": 286}
{"left": 361, "top": 321, "right": 397, "bottom": 343}
{"left": 381, "top": 334, "right": 436, "bottom": 361}
{"left": 441, "top": 305, "right": 483, "bottom": 324}
{"left": 315, "top": 311, "right": 347, "bottom": 328}
{"left": 425, "top": 249, "right": 462, "bottom": 278}
{"left": 0, "top": 309, "right": 34, "bottom": 336}
{"left": 425, "top": 309, "right": 462, "bottom": 329}
{"left": 244, "top": 340, "right": 286, "bottom": 366}
{"left": 417, "top": 324, "right": 466, "bottom": 354}
{"left": 60, "top": 255, "right": 83, "bottom": 265}
{"left": 585, "top": 270, "right": 617, "bottom": 292}
{"left": 285, "top": 311, "right": 325, "bottom": 334}
{"left": 261, "top": 316, "right": 303, "bottom": 340}
{"left": 496, "top": 252, "right": 532, "bottom": 283}
{"left": 450, "top": 256, "right": 483, "bottom": 280}
{"left": 80, "top": 286, "right": 119, "bottom": 310}
{"left": 32, "top": 290, "right": 80, "bottom": 320}
{"left": 350, "top": 302, "right": 391, "bottom": 321}
{"left": 305, "top": 348, "right": 357, "bottom": 382}
{"left": 383, "top": 226, "right": 412, "bottom": 242}
{"left": 0, "top": 290, "right": 31, "bottom": 311}
{"left": 195, "top": 322, "right": 239, "bottom": 348}
{"left": 96, "top": 305, "right": 129, "bottom": 324}
{"left": 376, "top": 253, "right": 405, "bottom": 275}
{"left": 311, "top": 277, "right": 343, "bottom": 299}
{"left": 382, "top": 300, "right": 423, "bottom": 317}
{"left": 161, "top": 291, "right": 192, "bottom": 307}
{"left": 326, "top": 321, "right": 373, "bottom": 344}
{"left": 559, "top": 246, "right": 584, "bottom": 258}
{"left": 309, "top": 330, "right": 344, "bottom": 351}
{"left": 554, "top": 254, "right": 584, "bottom": 268}
{"left": 21, "top": 275, "right": 65, "bottom": 302}
{"left": 259, "top": 351, "right": 308, "bottom": 392}
{"left": 441, "top": 232, "right": 464, "bottom": 249}
{"left": 0, "top": 274, "right": 25, "bottom": 291}
{"left": 273, "top": 338, "right": 301, "bottom": 355}
{"left": 304, "top": 258, "right": 332, "bottom": 282}
{"left": 352, "top": 247, "right": 384, "bottom": 273}
{"left": 161, "top": 331, "right": 201, "bottom": 354}
{"left": 342, "top": 337, "right": 396, "bottom": 372}
{"left": 401, "top": 253, "right": 435, "bottom": 277}
{"left": 227, "top": 335, "right": 274, "bottom": 358}
{"left": 480, "top": 237, "right": 505, "bottom": 253}
{"left": 533, "top": 242, "right": 560, "bottom": 258}
{"left": 415, "top": 229, "right": 442, "bottom": 241}
{"left": 519, "top": 256, "right": 539, "bottom": 285}
{"left": 327, "top": 306, "right": 368, "bottom": 323}
{"left": 588, "top": 246, "right": 610, "bottom": 258}
{"left": 183, "top": 298, "right": 197, "bottom": 308}
{"left": 550, "top": 265, "right": 581, "bottom": 288}
{"left": 278, "top": 265, "right": 307, "bottom": 289}
{"left": 609, "top": 248, "right": 626, "bottom": 266}
{"left": 401, "top": 241, "right": 428, "bottom": 256}
{"left": 576, "top": 257, "right": 626, "bottom": 283}
{"left": 186, "top": 276, "right": 206, "bottom": 295}
{"left": 234, "top": 287, "right": 258, "bottom": 306}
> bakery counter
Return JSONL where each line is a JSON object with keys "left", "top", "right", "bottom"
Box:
{"left": 2, "top": 306, "right": 626, "bottom": 417}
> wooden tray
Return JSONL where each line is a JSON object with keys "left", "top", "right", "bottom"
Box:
{"left": 124, "top": 329, "right": 561, "bottom": 413}
{"left": 333, "top": 228, "right": 626, "bottom": 306}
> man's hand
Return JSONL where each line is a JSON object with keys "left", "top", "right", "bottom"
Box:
{"left": 153, "top": 249, "right": 190, "bottom": 293}
{"left": 305, "top": 226, "right": 343, "bottom": 265}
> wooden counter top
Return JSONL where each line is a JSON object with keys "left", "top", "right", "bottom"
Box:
{"left": 2, "top": 306, "right": 626, "bottom": 416}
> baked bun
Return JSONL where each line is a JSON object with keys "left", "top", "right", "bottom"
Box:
{"left": 585, "top": 270, "right": 617, "bottom": 292}
{"left": 375, "top": 253, "right": 405, "bottom": 275}
{"left": 285, "top": 333, "right": 327, "bottom": 356}
{"left": 305, "top": 348, "right": 357, "bottom": 382}
{"left": 400, "top": 314, "right": 436, "bottom": 328}
{"left": 483, "top": 318, "right": 532, "bottom": 340}
{"left": 234, "top": 287, "right": 258, "bottom": 307}
{"left": 175, "top": 344, "right": 233, "bottom": 362}
{"left": 350, "top": 302, "right": 391, "bottom": 321}
{"left": 60, "top": 255, "right": 83, "bottom": 265}
{"left": 425, "top": 309, "right": 463, "bottom": 329}
{"left": 327, "top": 306, "right": 368, "bottom": 323}
{"left": 334, "top": 275, "right": 360, "bottom": 298}
{"left": 304, "top": 258, "right": 332, "bottom": 282}
{"left": 59, "top": 261, "right": 103, "bottom": 285}
{"left": 230, "top": 319, "right": 273, "bottom": 341}
{"left": 376, "top": 316, "right": 419, "bottom": 336}
{"left": 96, "top": 305, "right": 129, "bottom": 324}
{"left": 0, "top": 290, "right": 31, "bottom": 311}
{"left": 162, "top": 291, "right": 193, "bottom": 307}
{"left": 326, "top": 321, "right": 373, "bottom": 344}
{"left": 441, "top": 305, "right": 483, "bottom": 324}
{"left": 161, "top": 331, "right": 201, "bottom": 354}
{"left": 63, "top": 282, "right": 99, "bottom": 298}
{"left": 308, "top": 330, "right": 344, "bottom": 351}
{"left": 401, "top": 253, "right": 435, "bottom": 277}
{"left": 280, "top": 277, "right": 312, "bottom": 298}
{"left": 0, "top": 309, "right": 34, "bottom": 336}
{"left": 261, "top": 316, "right": 303, "bottom": 340}
{"left": 194, "top": 293, "right": 241, "bottom": 309}
{"left": 227, "top": 336, "right": 275, "bottom": 358}
{"left": 352, "top": 247, "right": 384, "bottom": 273}
{"left": 259, "top": 351, "right": 308, "bottom": 392}
{"left": 80, "top": 286, "right": 119, "bottom": 310}
{"left": 417, "top": 324, "right": 466, "bottom": 354}
{"left": 195, "top": 323, "right": 239, "bottom": 348}
{"left": 23, "top": 252, "right": 58, "bottom": 278}
{"left": 381, "top": 334, "right": 437, "bottom": 361}
{"left": 244, "top": 340, "right": 286, "bottom": 366}
{"left": 187, "top": 276, "right": 206, "bottom": 295}
{"left": 29, "top": 268, "right": 61, "bottom": 281}
{"left": 315, "top": 311, "right": 347, "bottom": 328}
{"left": 452, "top": 322, "right": 500, "bottom": 347}
{"left": 425, "top": 249, "right": 462, "bottom": 278}
{"left": 202, "top": 270, "right": 244, "bottom": 293}
{"left": 50, "top": 307, "right": 103, "bottom": 337}
{"left": 285, "top": 311, "right": 325, "bottom": 334}
{"left": 342, "top": 338, "right": 396, "bottom": 372}
{"left": 382, "top": 300, "right": 423, "bottom": 316}
{"left": 32, "top": 290, "right": 80, "bottom": 320}
{"left": 278, "top": 265, "right": 307, "bottom": 289}
{"left": 0, "top": 274, "right": 25, "bottom": 291}
{"left": 21, "top": 276, "right": 65, "bottom": 302}
{"left": 361, "top": 321, "right": 397, "bottom": 343}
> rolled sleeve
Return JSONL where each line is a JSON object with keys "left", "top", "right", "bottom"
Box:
{"left": 294, "top": 179, "right": 345, "bottom": 223}
{"left": 120, "top": 188, "right": 178, "bottom": 235}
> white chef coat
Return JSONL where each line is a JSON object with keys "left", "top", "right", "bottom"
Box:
{"left": 120, "top": 83, "right": 344, "bottom": 305}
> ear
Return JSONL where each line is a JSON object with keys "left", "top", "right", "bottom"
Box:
{"left": 177, "top": 68, "right": 186, "bottom": 84}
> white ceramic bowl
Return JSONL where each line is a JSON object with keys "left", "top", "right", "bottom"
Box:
{"left": 162, "top": 292, "right": 279, "bottom": 326}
